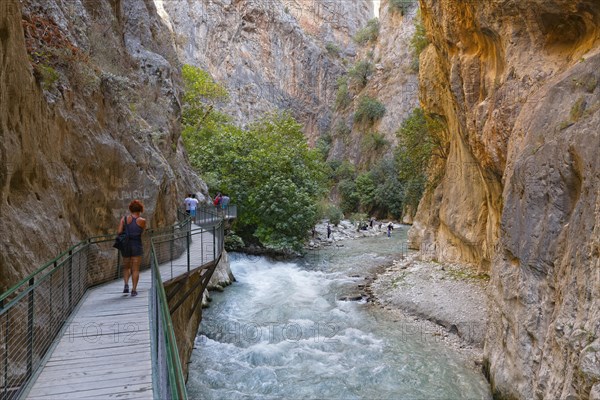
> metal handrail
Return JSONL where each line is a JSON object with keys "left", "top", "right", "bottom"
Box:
{"left": 150, "top": 207, "right": 229, "bottom": 399}
{"left": 0, "top": 204, "right": 233, "bottom": 400}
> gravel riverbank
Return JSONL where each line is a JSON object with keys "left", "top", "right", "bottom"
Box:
{"left": 368, "top": 253, "right": 490, "bottom": 371}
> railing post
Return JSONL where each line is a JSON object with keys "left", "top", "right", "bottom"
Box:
{"left": 2, "top": 299, "right": 7, "bottom": 399}
{"left": 187, "top": 227, "right": 191, "bottom": 274}
{"left": 213, "top": 225, "right": 216, "bottom": 261}
{"left": 68, "top": 250, "right": 73, "bottom": 309}
{"left": 27, "top": 277, "right": 34, "bottom": 378}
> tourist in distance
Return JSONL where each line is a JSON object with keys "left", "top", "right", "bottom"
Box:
{"left": 183, "top": 194, "right": 192, "bottom": 214}
{"left": 220, "top": 193, "right": 230, "bottom": 210}
{"left": 387, "top": 222, "right": 394, "bottom": 238}
{"left": 189, "top": 194, "right": 199, "bottom": 223}
{"left": 184, "top": 193, "right": 192, "bottom": 214}
{"left": 118, "top": 200, "right": 146, "bottom": 297}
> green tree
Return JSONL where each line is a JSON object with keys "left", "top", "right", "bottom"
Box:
{"left": 338, "top": 178, "right": 360, "bottom": 214}
{"left": 395, "top": 108, "right": 446, "bottom": 210}
{"left": 181, "top": 64, "right": 229, "bottom": 128}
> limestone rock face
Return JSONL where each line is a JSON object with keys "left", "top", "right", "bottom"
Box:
{"left": 409, "top": 0, "right": 600, "bottom": 397}
{"left": 156, "top": 0, "right": 372, "bottom": 140}
{"left": 329, "top": 0, "right": 420, "bottom": 165}
{"left": 0, "top": 0, "right": 207, "bottom": 291}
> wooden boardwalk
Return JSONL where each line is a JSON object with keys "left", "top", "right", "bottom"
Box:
{"left": 25, "top": 224, "right": 212, "bottom": 400}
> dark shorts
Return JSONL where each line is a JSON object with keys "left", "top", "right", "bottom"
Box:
{"left": 121, "top": 237, "right": 143, "bottom": 258}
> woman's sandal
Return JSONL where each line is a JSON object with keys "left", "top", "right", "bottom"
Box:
{"left": 123, "top": 284, "right": 129, "bottom": 294}
{"left": 131, "top": 290, "right": 138, "bottom": 297}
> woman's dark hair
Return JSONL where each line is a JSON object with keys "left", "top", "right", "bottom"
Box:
{"left": 129, "top": 200, "right": 144, "bottom": 213}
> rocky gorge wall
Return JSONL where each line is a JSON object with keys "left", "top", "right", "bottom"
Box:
{"left": 329, "top": 0, "right": 420, "bottom": 166}
{"left": 0, "top": 0, "right": 206, "bottom": 291}
{"left": 408, "top": 0, "right": 600, "bottom": 397}
{"left": 155, "top": 0, "right": 372, "bottom": 141}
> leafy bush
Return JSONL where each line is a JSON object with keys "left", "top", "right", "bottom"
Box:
{"left": 354, "top": 18, "right": 380, "bottom": 45}
{"left": 354, "top": 96, "right": 386, "bottom": 125}
{"left": 335, "top": 77, "right": 351, "bottom": 110}
{"left": 348, "top": 60, "right": 373, "bottom": 89}
{"left": 409, "top": 10, "right": 429, "bottom": 72}
{"left": 334, "top": 121, "right": 351, "bottom": 137}
{"left": 225, "top": 233, "right": 245, "bottom": 251}
{"left": 389, "top": 0, "right": 414, "bottom": 15}
{"left": 319, "top": 202, "right": 344, "bottom": 226}
{"left": 316, "top": 132, "right": 333, "bottom": 159}
{"left": 361, "top": 131, "right": 389, "bottom": 153}
{"left": 326, "top": 42, "right": 341, "bottom": 56}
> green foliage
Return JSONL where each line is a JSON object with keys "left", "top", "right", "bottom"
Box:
{"left": 326, "top": 42, "right": 341, "bottom": 56}
{"left": 354, "top": 18, "right": 380, "bottom": 45}
{"left": 354, "top": 96, "right": 386, "bottom": 125}
{"left": 36, "top": 64, "right": 59, "bottom": 90}
{"left": 335, "top": 77, "right": 351, "bottom": 110}
{"left": 319, "top": 202, "right": 344, "bottom": 226}
{"left": 361, "top": 131, "right": 389, "bottom": 153}
{"left": 182, "top": 64, "right": 229, "bottom": 128}
{"left": 225, "top": 233, "right": 245, "bottom": 251}
{"left": 184, "top": 113, "right": 327, "bottom": 251}
{"left": 389, "top": 0, "right": 414, "bottom": 15}
{"left": 334, "top": 121, "right": 351, "bottom": 137}
{"left": 410, "top": 10, "right": 429, "bottom": 72}
{"left": 330, "top": 160, "right": 356, "bottom": 182}
{"left": 316, "top": 132, "right": 333, "bottom": 159}
{"left": 348, "top": 60, "right": 373, "bottom": 89}
{"left": 338, "top": 178, "right": 360, "bottom": 215}
{"left": 395, "top": 108, "right": 446, "bottom": 210}
{"left": 569, "top": 97, "right": 586, "bottom": 122}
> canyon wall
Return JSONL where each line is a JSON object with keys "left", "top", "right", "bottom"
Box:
{"left": 409, "top": 0, "right": 600, "bottom": 397}
{"left": 0, "top": 0, "right": 206, "bottom": 291}
{"left": 155, "top": 0, "right": 372, "bottom": 140}
{"left": 329, "top": 0, "right": 420, "bottom": 165}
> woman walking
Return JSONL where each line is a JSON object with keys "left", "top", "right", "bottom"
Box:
{"left": 118, "top": 200, "right": 146, "bottom": 297}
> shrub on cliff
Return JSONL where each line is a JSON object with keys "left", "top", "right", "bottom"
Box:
{"left": 389, "top": 0, "right": 414, "bottom": 16}
{"left": 354, "top": 18, "right": 380, "bottom": 45}
{"left": 354, "top": 96, "right": 386, "bottom": 125}
{"left": 409, "top": 10, "right": 429, "bottom": 72}
{"left": 348, "top": 60, "right": 373, "bottom": 89}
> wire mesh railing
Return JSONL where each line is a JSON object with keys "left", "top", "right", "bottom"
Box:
{"left": 0, "top": 208, "right": 188, "bottom": 399}
{"left": 150, "top": 215, "right": 226, "bottom": 400}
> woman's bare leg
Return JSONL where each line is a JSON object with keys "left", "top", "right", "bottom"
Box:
{"left": 131, "top": 256, "right": 142, "bottom": 292}
{"left": 123, "top": 257, "right": 131, "bottom": 287}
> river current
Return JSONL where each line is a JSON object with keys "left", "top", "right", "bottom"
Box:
{"left": 187, "top": 227, "right": 491, "bottom": 399}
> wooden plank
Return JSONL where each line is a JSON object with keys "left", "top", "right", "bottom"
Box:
{"left": 28, "top": 382, "right": 153, "bottom": 399}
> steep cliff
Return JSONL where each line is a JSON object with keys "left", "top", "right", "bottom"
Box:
{"left": 408, "top": 0, "right": 600, "bottom": 397}
{"left": 155, "top": 0, "right": 372, "bottom": 140}
{"left": 329, "top": 0, "right": 420, "bottom": 165}
{"left": 0, "top": 0, "right": 206, "bottom": 291}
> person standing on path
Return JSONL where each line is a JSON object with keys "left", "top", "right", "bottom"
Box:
{"left": 327, "top": 224, "right": 332, "bottom": 239}
{"left": 184, "top": 194, "right": 192, "bottom": 215}
{"left": 387, "top": 222, "right": 393, "bottom": 238}
{"left": 118, "top": 200, "right": 146, "bottom": 297}
{"left": 189, "top": 194, "right": 199, "bottom": 223}
{"left": 220, "top": 194, "right": 230, "bottom": 211}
